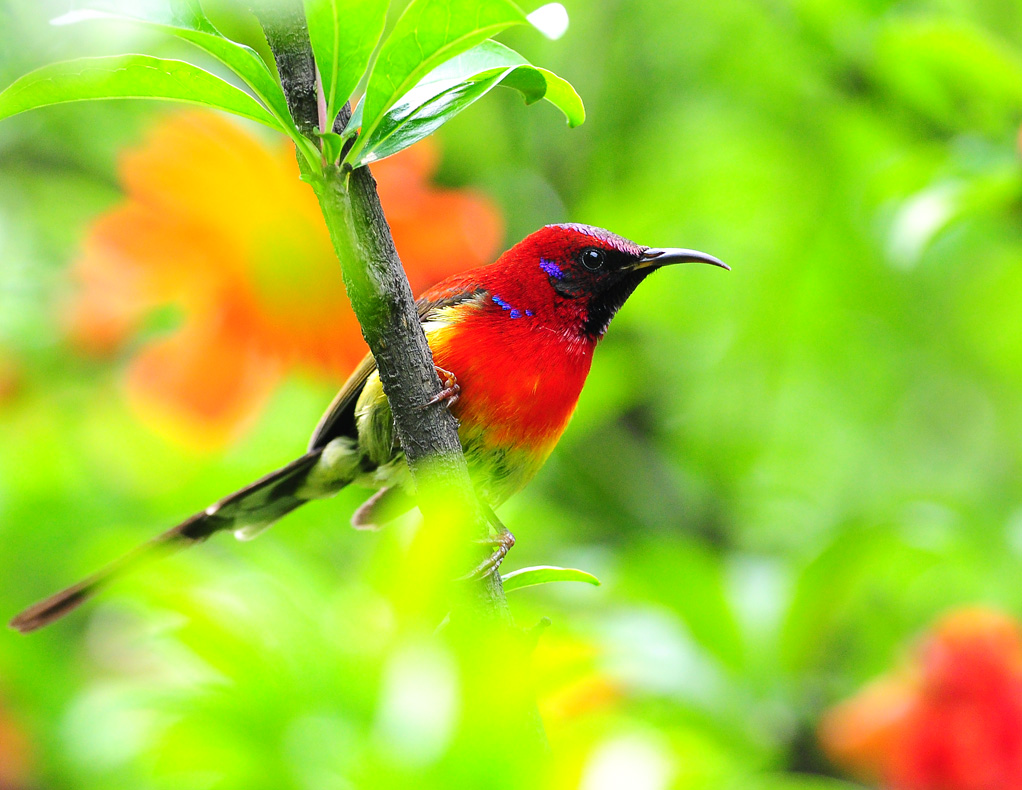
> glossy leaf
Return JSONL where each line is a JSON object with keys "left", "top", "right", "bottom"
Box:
{"left": 501, "top": 565, "right": 600, "bottom": 593}
{"left": 353, "top": 69, "right": 522, "bottom": 165}
{"left": 317, "top": 130, "right": 346, "bottom": 164}
{"left": 429, "top": 41, "right": 583, "bottom": 125}
{"left": 0, "top": 55, "right": 281, "bottom": 129}
{"left": 304, "top": 0, "right": 389, "bottom": 128}
{"left": 531, "top": 67, "right": 584, "bottom": 125}
{"left": 51, "top": 7, "right": 292, "bottom": 133}
{"left": 347, "top": 40, "right": 583, "bottom": 166}
{"left": 352, "top": 0, "right": 528, "bottom": 163}
{"left": 48, "top": 6, "right": 321, "bottom": 168}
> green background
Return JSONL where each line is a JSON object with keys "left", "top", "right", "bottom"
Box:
{"left": 1, "top": 0, "right": 1021, "bottom": 787}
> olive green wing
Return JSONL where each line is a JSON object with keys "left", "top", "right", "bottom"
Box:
{"left": 307, "top": 352, "right": 378, "bottom": 451}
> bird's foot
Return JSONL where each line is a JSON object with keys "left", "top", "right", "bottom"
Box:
{"left": 462, "top": 526, "right": 516, "bottom": 580}
{"left": 423, "top": 365, "right": 460, "bottom": 409}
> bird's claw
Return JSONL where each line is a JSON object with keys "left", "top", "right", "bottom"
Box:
{"left": 423, "top": 365, "right": 460, "bottom": 410}
{"left": 460, "top": 527, "right": 516, "bottom": 580}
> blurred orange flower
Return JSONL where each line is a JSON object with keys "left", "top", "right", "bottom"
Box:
{"left": 819, "top": 607, "right": 1022, "bottom": 790}
{"left": 0, "top": 697, "right": 32, "bottom": 790}
{"left": 66, "top": 111, "right": 502, "bottom": 447}
{"left": 534, "top": 633, "right": 623, "bottom": 726}
{"left": 0, "top": 348, "right": 20, "bottom": 406}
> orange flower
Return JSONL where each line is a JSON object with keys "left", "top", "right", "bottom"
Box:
{"left": 66, "top": 111, "right": 502, "bottom": 447}
{"left": 820, "top": 607, "right": 1022, "bottom": 790}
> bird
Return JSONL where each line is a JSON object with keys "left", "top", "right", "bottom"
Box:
{"left": 10, "top": 223, "right": 727, "bottom": 633}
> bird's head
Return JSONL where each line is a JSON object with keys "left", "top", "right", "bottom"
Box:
{"left": 488, "top": 223, "right": 728, "bottom": 341}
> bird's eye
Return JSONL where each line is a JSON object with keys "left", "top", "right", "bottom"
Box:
{"left": 580, "top": 248, "right": 606, "bottom": 271}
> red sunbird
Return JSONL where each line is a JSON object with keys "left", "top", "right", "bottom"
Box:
{"left": 11, "top": 223, "right": 727, "bottom": 632}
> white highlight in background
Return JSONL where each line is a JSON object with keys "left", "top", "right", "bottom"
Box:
{"left": 374, "top": 641, "right": 459, "bottom": 766}
{"left": 528, "top": 3, "right": 570, "bottom": 40}
{"left": 886, "top": 181, "right": 961, "bottom": 269}
{"left": 581, "top": 733, "right": 676, "bottom": 790}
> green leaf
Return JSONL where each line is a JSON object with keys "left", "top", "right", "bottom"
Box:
{"left": 0, "top": 55, "right": 281, "bottom": 129}
{"left": 317, "top": 130, "right": 346, "bottom": 164}
{"left": 344, "top": 95, "right": 365, "bottom": 138}
{"left": 304, "top": 0, "right": 389, "bottom": 128}
{"left": 347, "top": 40, "right": 584, "bottom": 165}
{"left": 352, "top": 0, "right": 528, "bottom": 163}
{"left": 501, "top": 565, "right": 600, "bottom": 593}
{"left": 48, "top": 7, "right": 320, "bottom": 167}
{"left": 353, "top": 68, "right": 517, "bottom": 164}
{"left": 532, "top": 67, "right": 584, "bottom": 125}
{"left": 52, "top": 7, "right": 291, "bottom": 130}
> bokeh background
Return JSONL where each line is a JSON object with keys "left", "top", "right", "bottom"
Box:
{"left": 3, "top": 0, "right": 1022, "bottom": 788}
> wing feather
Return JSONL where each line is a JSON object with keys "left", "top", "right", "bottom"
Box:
{"left": 307, "top": 352, "right": 379, "bottom": 451}
{"left": 307, "top": 277, "right": 487, "bottom": 451}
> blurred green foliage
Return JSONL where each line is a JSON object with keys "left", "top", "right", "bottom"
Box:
{"left": 2, "top": 0, "right": 1022, "bottom": 788}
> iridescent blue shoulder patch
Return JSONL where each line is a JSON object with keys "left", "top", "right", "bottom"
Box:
{"left": 491, "top": 294, "right": 534, "bottom": 319}
{"left": 540, "top": 259, "right": 563, "bottom": 279}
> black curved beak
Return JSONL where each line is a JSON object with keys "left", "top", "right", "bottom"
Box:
{"left": 636, "top": 247, "right": 730, "bottom": 271}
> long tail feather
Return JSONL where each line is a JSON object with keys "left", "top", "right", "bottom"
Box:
{"left": 10, "top": 448, "right": 327, "bottom": 633}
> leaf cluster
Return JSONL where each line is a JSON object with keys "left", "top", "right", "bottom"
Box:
{"left": 0, "top": 0, "right": 584, "bottom": 171}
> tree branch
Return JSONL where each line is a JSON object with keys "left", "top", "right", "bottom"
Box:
{"left": 252, "top": 1, "right": 510, "bottom": 620}
{"left": 253, "top": 2, "right": 318, "bottom": 136}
